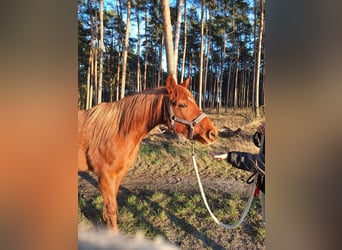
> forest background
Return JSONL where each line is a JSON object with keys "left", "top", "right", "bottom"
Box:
{"left": 78, "top": 0, "right": 265, "bottom": 116}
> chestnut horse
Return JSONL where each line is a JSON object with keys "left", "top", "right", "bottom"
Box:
{"left": 78, "top": 74, "right": 218, "bottom": 233}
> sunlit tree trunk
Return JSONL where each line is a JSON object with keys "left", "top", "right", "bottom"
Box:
{"left": 116, "top": 41, "right": 121, "bottom": 101}
{"left": 161, "top": 0, "right": 176, "bottom": 80}
{"left": 116, "top": 0, "right": 122, "bottom": 101}
{"left": 157, "top": 34, "right": 164, "bottom": 87}
{"left": 211, "top": 65, "right": 217, "bottom": 108}
{"left": 153, "top": 47, "right": 157, "bottom": 87}
{"left": 255, "top": 0, "right": 264, "bottom": 117}
{"left": 189, "top": 48, "right": 192, "bottom": 91}
{"left": 203, "top": 26, "right": 207, "bottom": 109}
{"left": 203, "top": 4, "right": 211, "bottom": 110}
{"left": 136, "top": 3, "right": 141, "bottom": 92}
{"left": 246, "top": 64, "right": 250, "bottom": 108}
{"left": 174, "top": 0, "right": 184, "bottom": 79}
{"left": 198, "top": 0, "right": 204, "bottom": 109}
{"left": 98, "top": 0, "right": 104, "bottom": 103}
{"left": 225, "top": 59, "right": 232, "bottom": 111}
{"left": 109, "top": 28, "right": 114, "bottom": 102}
{"left": 227, "top": 3, "right": 235, "bottom": 111}
{"left": 180, "top": 0, "right": 187, "bottom": 83}
{"left": 94, "top": 0, "right": 98, "bottom": 105}
{"left": 121, "top": 0, "right": 131, "bottom": 99}
{"left": 252, "top": 0, "right": 257, "bottom": 112}
{"left": 86, "top": 0, "right": 94, "bottom": 109}
{"left": 207, "top": 64, "right": 212, "bottom": 107}
{"left": 86, "top": 50, "right": 92, "bottom": 109}
{"left": 218, "top": 31, "right": 225, "bottom": 113}
{"left": 214, "top": 67, "right": 218, "bottom": 109}
{"left": 143, "top": 6, "right": 148, "bottom": 90}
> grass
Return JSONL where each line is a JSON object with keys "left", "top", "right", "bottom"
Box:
{"left": 78, "top": 108, "right": 265, "bottom": 249}
{"left": 78, "top": 188, "right": 264, "bottom": 246}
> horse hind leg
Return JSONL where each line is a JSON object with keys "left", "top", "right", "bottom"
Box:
{"left": 98, "top": 170, "right": 119, "bottom": 234}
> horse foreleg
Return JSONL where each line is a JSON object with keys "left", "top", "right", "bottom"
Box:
{"left": 98, "top": 170, "right": 119, "bottom": 234}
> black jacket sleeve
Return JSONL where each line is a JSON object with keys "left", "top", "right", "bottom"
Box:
{"left": 227, "top": 151, "right": 265, "bottom": 173}
{"left": 228, "top": 151, "right": 265, "bottom": 193}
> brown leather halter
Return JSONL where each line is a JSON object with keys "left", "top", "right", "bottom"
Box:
{"left": 164, "top": 97, "right": 207, "bottom": 141}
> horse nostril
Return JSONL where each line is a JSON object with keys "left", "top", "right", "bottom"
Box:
{"left": 208, "top": 130, "right": 217, "bottom": 140}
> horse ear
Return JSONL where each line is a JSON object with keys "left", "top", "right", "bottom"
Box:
{"left": 180, "top": 77, "right": 190, "bottom": 89}
{"left": 166, "top": 74, "right": 177, "bottom": 94}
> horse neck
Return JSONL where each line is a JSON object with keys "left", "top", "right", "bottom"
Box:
{"left": 125, "top": 91, "right": 169, "bottom": 141}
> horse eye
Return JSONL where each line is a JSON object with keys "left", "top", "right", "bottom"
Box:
{"left": 179, "top": 103, "right": 187, "bottom": 108}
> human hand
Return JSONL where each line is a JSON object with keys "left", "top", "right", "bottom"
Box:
{"left": 210, "top": 151, "right": 228, "bottom": 161}
{"left": 258, "top": 124, "right": 265, "bottom": 135}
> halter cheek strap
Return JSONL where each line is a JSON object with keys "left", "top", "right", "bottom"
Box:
{"left": 165, "top": 97, "right": 207, "bottom": 141}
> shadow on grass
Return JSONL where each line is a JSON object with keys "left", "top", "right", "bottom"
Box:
{"left": 118, "top": 186, "right": 226, "bottom": 250}
{"left": 78, "top": 172, "right": 174, "bottom": 242}
{"left": 78, "top": 171, "right": 226, "bottom": 248}
{"left": 117, "top": 186, "right": 170, "bottom": 241}
{"left": 78, "top": 172, "right": 103, "bottom": 227}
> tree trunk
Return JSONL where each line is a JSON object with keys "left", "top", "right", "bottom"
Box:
{"left": 189, "top": 49, "right": 192, "bottom": 91}
{"left": 98, "top": 0, "right": 104, "bottom": 103}
{"left": 212, "top": 66, "right": 217, "bottom": 109}
{"left": 225, "top": 58, "right": 232, "bottom": 111}
{"left": 143, "top": 6, "right": 148, "bottom": 90}
{"left": 203, "top": 4, "right": 211, "bottom": 110}
{"left": 94, "top": 0, "right": 98, "bottom": 105}
{"left": 161, "top": 0, "right": 176, "bottom": 79}
{"left": 246, "top": 65, "right": 250, "bottom": 108}
{"left": 90, "top": 84, "right": 94, "bottom": 107}
{"left": 180, "top": 0, "right": 187, "bottom": 83}
{"left": 116, "top": 41, "right": 121, "bottom": 101}
{"left": 207, "top": 66, "right": 212, "bottom": 108}
{"left": 214, "top": 67, "right": 218, "bottom": 110}
{"left": 233, "top": 41, "right": 239, "bottom": 109}
{"left": 252, "top": 0, "right": 257, "bottom": 112}
{"left": 86, "top": 49, "right": 92, "bottom": 109}
{"left": 121, "top": 0, "right": 131, "bottom": 99}
{"left": 198, "top": 0, "right": 204, "bottom": 109}
{"left": 203, "top": 16, "right": 207, "bottom": 109}
{"left": 218, "top": 31, "right": 225, "bottom": 113}
{"left": 136, "top": 3, "right": 141, "bottom": 92}
{"left": 226, "top": 3, "right": 235, "bottom": 111}
{"left": 154, "top": 46, "right": 157, "bottom": 87}
{"left": 115, "top": 0, "right": 123, "bottom": 101}
{"left": 240, "top": 67, "right": 245, "bottom": 107}
{"left": 255, "top": 0, "right": 264, "bottom": 117}
{"left": 262, "top": 48, "right": 265, "bottom": 106}
{"left": 157, "top": 34, "right": 164, "bottom": 87}
{"left": 174, "top": 0, "right": 184, "bottom": 79}
{"left": 86, "top": 0, "right": 94, "bottom": 109}
{"left": 109, "top": 28, "right": 113, "bottom": 102}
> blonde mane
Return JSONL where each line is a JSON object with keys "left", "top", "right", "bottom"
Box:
{"left": 84, "top": 88, "right": 167, "bottom": 149}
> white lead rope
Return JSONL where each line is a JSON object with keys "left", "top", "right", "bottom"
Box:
{"left": 191, "top": 148, "right": 258, "bottom": 229}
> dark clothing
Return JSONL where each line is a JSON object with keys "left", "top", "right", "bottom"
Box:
{"left": 227, "top": 132, "right": 265, "bottom": 193}
{"left": 227, "top": 152, "right": 265, "bottom": 172}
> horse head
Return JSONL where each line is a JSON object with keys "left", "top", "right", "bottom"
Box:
{"left": 165, "top": 74, "right": 218, "bottom": 144}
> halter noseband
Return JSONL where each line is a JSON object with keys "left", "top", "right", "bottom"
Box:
{"left": 165, "top": 97, "right": 207, "bottom": 140}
